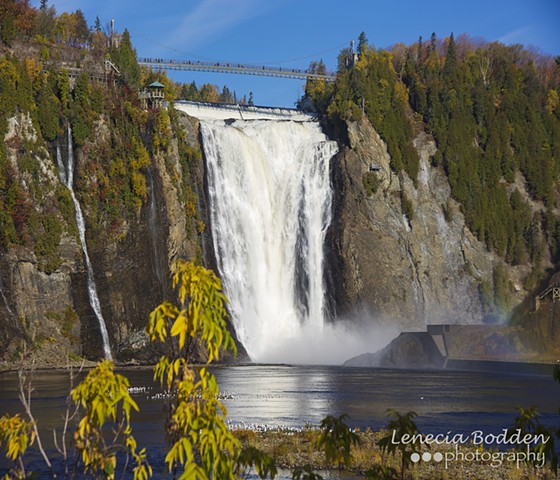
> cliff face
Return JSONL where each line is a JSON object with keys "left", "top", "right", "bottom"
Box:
{"left": 328, "top": 117, "right": 528, "bottom": 331}
{"left": 0, "top": 111, "right": 203, "bottom": 366}
{"left": 0, "top": 113, "right": 81, "bottom": 365}
{"left": 0, "top": 108, "right": 540, "bottom": 367}
{"left": 77, "top": 113, "right": 203, "bottom": 361}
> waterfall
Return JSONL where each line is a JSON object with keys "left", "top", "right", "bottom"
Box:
{"left": 57, "top": 126, "right": 113, "bottom": 360}
{"left": 201, "top": 117, "right": 338, "bottom": 363}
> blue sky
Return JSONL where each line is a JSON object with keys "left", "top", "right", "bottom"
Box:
{"left": 45, "top": 0, "right": 560, "bottom": 107}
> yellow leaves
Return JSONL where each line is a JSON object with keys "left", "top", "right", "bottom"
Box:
{"left": 146, "top": 261, "right": 240, "bottom": 478}
{"left": 130, "top": 137, "right": 151, "bottom": 170}
{"left": 152, "top": 108, "right": 172, "bottom": 151}
{"left": 71, "top": 360, "right": 148, "bottom": 478}
{"left": 147, "top": 302, "right": 179, "bottom": 343}
{"left": 0, "top": 57, "right": 19, "bottom": 90}
{"left": 0, "top": 414, "right": 34, "bottom": 462}
{"left": 170, "top": 310, "right": 192, "bottom": 350}
{"left": 393, "top": 81, "right": 409, "bottom": 106}
{"left": 132, "top": 448, "right": 152, "bottom": 480}
{"left": 131, "top": 171, "right": 148, "bottom": 201}
{"left": 148, "top": 260, "right": 236, "bottom": 364}
{"left": 24, "top": 57, "right": 44, "bottom": 90}
{"left": 179, "top": 462, "right": 210, "bottom": 480}
{"left": 546, "top": 89, "right": 559, "bottom": 116}
{"left": 164, "top": 368, "right": 240, "bottom": 479}
{"left": 3, "top": 261, "right": 240, "bottom": 479}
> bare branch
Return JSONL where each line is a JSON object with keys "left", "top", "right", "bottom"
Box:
{"left": 17, "top": 356, "right": 54, "bottom": 473}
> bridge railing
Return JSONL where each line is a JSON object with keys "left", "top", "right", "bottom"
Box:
{"left": 138, "top": 58, "right": 336, "bottom": 82}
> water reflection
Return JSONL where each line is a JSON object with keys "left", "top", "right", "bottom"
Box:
{"left": 1, "top": 365, "right": 559, "bottom": 476}
{"left": 207, "top": 365, "right": 560, "bottom": 434}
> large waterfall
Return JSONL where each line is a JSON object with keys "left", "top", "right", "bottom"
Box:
{"left": 199, "top": 109, "right": 340, "bottom": 363}
{"left": 57, "top": 126, "right": 113, "bottom": 360}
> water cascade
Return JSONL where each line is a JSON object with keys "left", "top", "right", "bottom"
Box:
{"left": 200, "top": 111, "right": 341, "bottom": 363}
{"left": 57, "top": 126, "right": 113, "bottom": 360}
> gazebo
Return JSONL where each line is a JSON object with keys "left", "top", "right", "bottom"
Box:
{"left": 140, "top": 81, "right": 165, "bottom": 109}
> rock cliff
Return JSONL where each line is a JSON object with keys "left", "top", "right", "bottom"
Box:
{"left": 0, "top": 110, "right": 204, "bottom": 366}
{"left": 328, "top": 117, "right": 528, "bottom": 331}
{"left": 0, "top": 109, "right": 541, "bottom": 367}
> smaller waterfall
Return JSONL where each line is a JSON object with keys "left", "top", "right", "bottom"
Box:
{"left": 58, "top": 126, "right": 112, "bottom": 360}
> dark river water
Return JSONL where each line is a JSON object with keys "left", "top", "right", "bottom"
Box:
{"left": 1, "top": 365, "right": 559, "bottom": 477}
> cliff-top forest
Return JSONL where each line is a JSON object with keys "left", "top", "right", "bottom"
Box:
{"left": 305, "top": 32, "right": 560, "bottom": 295}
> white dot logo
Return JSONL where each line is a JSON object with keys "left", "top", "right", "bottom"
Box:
{"left": 410, "top": 453, "right": 421, "bottom": 463}
{"left": 433, "top": 452, "right": 443, "bottom": 462}
{"left": 422, "top": 452, "right": 432, "bottom": 462}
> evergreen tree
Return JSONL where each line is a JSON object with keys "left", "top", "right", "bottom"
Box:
{"left": 357, "top": 31, "right": 368, "bottom": 59}
{"left": 113, "top": 29, "right": 140, "bottom": 88}
{"left": 0, "top": 11, "right": 16, "bottom": 45}
{"left": 443, "top": 33, "right": 457, "bottom": 79}
{"left": 73, "top": 10, "right": 90, "bottom": 44}
{"left": 416, "top": 35, "right": 423, "bottom": 65}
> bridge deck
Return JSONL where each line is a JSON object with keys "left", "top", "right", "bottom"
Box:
{"left": 138, "top": 58, "right": 336, "bottom": 82}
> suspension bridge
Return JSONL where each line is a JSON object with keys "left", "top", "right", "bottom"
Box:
{"left": 137, "top": 57, "right": 337, "bottom": 82}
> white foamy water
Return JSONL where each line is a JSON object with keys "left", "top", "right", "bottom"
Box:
{"left": 198, "top": 112, "right": 340, "bottom": 363}
{"left": 57, "top": 126, "right": 112, "bottom": 360}
{"left": 175, "top": 100, "right": 318, "bottom": 122}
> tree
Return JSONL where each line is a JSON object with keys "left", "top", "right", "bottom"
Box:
{"left": 0, "top": 261, "right": 274, "bottom": 479}
{"left": 71, "top": 361, "right": 151, "bottom": 479}
{"left": 199, "top": 83, "right": 219, "bottom": 102}
{"left": 0, "top": 414, "right": 34, "bottom": 479}
{"left": 72, "top": 10, "right": 90, "bottom": 44}
{"left": 443, "top": 32, "right": 457, "bottom": 79}
{"left": 337, "top": 46, "right": 354, "bottom": 71}
{"left": 94, "top": 15, "right": 101, "bottom": 33}
{"left": 179, "top": 81, "right": 199, "bottom": 101}
{"left": 508, "top": 402, "right": 558, "bottom": 474}
{"left": 357, "top": 31, "right": 368, "bottom": 59}
{"left": 35, "top": 4, "right": 57, "bottom": 40}
{"left": 416, "top": 35, "right": 423, "bottom": 65}
{"left": 378, "top": 409, "right": 422, "bottom": 480}
{"left": 315, "top": 414, "right": 359, "bottom": 469}
{"left": 113, "top": 29, "right": 140, "bottom": 88}
{"left": 0, "top": 15, "right": 16, "bottom": 45}
{"left": 37, "top": 81, "right": 61, "bottom": 141}
{"left": 146, "top": 260, "right": 241, "bottom": 478}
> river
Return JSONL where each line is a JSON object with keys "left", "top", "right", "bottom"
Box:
{"left": 1, "top": 365, "right": 559, "bottom": 477}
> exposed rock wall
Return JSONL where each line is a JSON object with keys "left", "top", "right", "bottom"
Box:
{"left": 0, "top": 111, "right": 203, "bottom": 366}
{"left": 77, "top": 112, "right": 204, "bottom": 361}
{"left": 0, "top": 110, "right": 537, "bottom": 367}
{"left": 0, "top": 113, "right": 83, "bottom": 364}
{"left": 328, "top": 117, "right": 528, "bottom": 331}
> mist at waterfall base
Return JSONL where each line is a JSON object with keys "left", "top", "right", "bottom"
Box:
{"left": 249, "top": 316, "right": 399, "bottom": 365}
{"left": 200, "top": 114, "right": 395, "bottom": 364}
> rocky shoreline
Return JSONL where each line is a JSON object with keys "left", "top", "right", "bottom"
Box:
{"left": 234, "top": 427, "right": 558, "bottom": 480}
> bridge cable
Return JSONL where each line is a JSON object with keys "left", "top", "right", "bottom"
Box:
{"left": 131, "top": 30, "right": 348, "bottom": 68}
